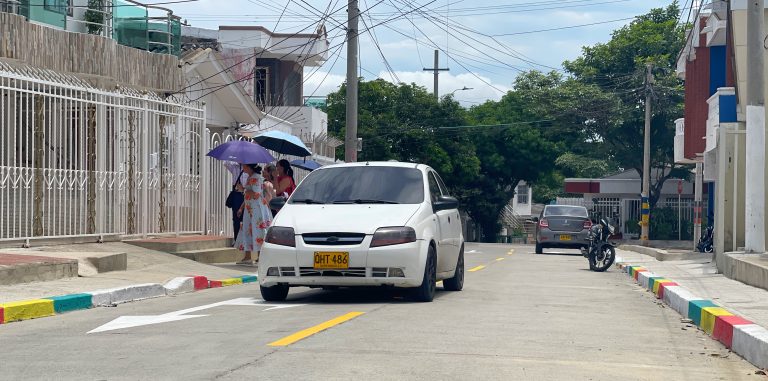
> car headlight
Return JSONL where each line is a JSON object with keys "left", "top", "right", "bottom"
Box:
{"left": 370, "top": 227, "right": 417, "bottom": 248}
{"left": 265, "top": 226, "right": 296, "bottom": 247}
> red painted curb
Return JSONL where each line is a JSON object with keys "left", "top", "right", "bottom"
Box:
{"left": 713, "top": 315, "right": 754, "bottom": 349}
{"left": 192, "top": 276, "right": 209, "bottom": 290}
{"left": 209, "top": 280, "right": 223, "bottom": 288}
{"left": 633, "top": 269, "right": 648, "bottom": 281}
{"left": 0, "top": 306, "right": 4, "bottom": 324}
{"left": 657, "top": 282, "right": 678, "bottom": 299}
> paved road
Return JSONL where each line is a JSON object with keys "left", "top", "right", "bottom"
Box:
{"left": 0, "top": 244, "right": 758, "bottom": 380}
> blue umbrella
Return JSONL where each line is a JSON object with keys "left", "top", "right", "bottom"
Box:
{"left": 253, "top": 130, "right": 312, "bottom": 157}
{"left": 206, "top": 140, "right": 275, "bottom": 164}
{"left": 290, "top": 159, "right": 322, "bottom": 171}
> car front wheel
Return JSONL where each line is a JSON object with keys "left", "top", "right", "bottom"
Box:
{"left": 443, "top": 245, "right": 464, "bottom": 291}
{"left": 412, "top": 246, "right": 437, "bottom": 302}
{"left": 260, "top": 284, "right": 289, "bottom": 301}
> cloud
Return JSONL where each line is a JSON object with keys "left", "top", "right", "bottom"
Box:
{"left": 303, "top": 71, "right": 345, "bottom": 97}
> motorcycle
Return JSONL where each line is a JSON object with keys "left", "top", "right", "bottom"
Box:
{"left": 581, "top": 216, "right": 617, "bottom": 272}
{"left": 696, "top": 225, "right": 714, "bottom": 253}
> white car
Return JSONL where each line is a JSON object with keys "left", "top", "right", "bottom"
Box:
{"left": 259, "top": 161, "right": 465, "bottom": 302}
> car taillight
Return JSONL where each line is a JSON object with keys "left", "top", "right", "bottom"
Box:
{"left": 583, "top": 220, "right": 593, "bottom": 229}
{"left": 370, "top": 227, "right": 417, "bottom": 248}
{"left": 539, "top": 219, "right": 549, "bottom": 228}
{"left": 265, "top": 226, "right": 296, "bottom": 247}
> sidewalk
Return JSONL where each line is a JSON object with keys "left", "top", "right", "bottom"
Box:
{"left": 616, "top": 248, "right": 768, "bottom": 370}
{"left": 0, "top": 242, "right": 257, "bottom": 304}
{"left": 615, "top": 249, "right": 768, "bottom": 331}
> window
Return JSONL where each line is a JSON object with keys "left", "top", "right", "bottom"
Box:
{"left": 516, "top": 185, "right": 529, "bottom": 204}
{"left": 44, "top": 0, "right": 72, "bottom": 16}
{"left": 289, "top": 167, "right": 425, "bottom": 204}
{"left": 543, "top": 206, "right": 589, "bottom": 218}
{"left": 254, "top": 67, "right": 269, "bottom": 107}
{"left": 428, "top": 172, "right": 442, "bottom": 203}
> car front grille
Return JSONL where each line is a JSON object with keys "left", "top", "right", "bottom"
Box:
{"left": 299, "top": 267, "right": 367, "bottom": 277}
{"left": 302, "top": 233, "right": 366, "bottom": 246}
{"left": 279, "top": 267, "right": 296, "bottom": 277}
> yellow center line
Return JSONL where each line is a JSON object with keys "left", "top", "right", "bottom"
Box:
{"left": 496, "top": 257, "right": 505, "bottom": 261}
{"left": 507, "top": 249, "right": 515, "bottom": 255}
{"left": 268, "top": 311, "right": 365, "bottom": 347}
{"left": 468, "top": 265, "right": 486, "bottom": 272}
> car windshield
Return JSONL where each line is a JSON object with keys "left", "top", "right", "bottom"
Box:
{"left": 289, "top": 166, "right": 425, "bottom": 204}
{"left": 543, "top": 206, "right": 589, "bottom": 218}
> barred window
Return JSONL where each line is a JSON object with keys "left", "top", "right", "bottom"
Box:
{"left": 517, "top": 185, "right": 529, "bottom": 204}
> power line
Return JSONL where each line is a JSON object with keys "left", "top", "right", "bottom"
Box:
{"left": 492, "top": 17, "right": 635, "bottom": 36}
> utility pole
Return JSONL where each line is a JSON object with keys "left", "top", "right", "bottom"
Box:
{"left": 423, "top": 50, "right": 449, "bottom": 100}
{"left": 745, "top": 0, "right": 765, "bottom": 252}
{"left": 641, "top": 63, "right": 653, "bottom": 245}
{"left": 345, "top": 0, "right": 359, "bottom": 162}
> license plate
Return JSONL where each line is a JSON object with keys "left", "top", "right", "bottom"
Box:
{"left": 560, "top": 235, "right": 572, "bottom": 241}
{"left": 313, "top": 252, "right": 349, "bottom": 269}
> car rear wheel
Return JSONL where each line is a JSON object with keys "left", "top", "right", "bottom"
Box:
{"left": 411, "top": 246, "right": 437, "bottom": 302}
{"left": 535, "top": 242, "right": 543, "bottom": 254}
{"left": 443, "top": 245, "right": 464, "bottom": 291}
{"left": 260, "top": 284, "right": 289, "bottom": 301}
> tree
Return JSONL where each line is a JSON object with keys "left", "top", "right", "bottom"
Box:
{"left": 563, "top": 3, "right": 689, "bottom": 207}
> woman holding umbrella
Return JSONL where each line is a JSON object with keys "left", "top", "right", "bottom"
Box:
{"left": 235, "top": 163, "right": 273, "bottom": 265}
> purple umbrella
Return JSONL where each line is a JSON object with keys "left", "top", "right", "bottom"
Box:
{"left": 206, "top": 140, "right": 275, "bottom": 164}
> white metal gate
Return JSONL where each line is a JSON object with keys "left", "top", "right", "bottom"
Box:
{"left": 0, "top": 62, "right": 206, "bottom": 243}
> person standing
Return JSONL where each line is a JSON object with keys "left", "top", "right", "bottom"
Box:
{"left": 235, "top": 164, "right": 272, "bottom": 265}
{"left": 225, "top": 182, "right": 245, "bottom": 241}
{"left": 263, "top": 164, "right": 278, "bottom": 216}
{"left": 276, "top": 159, "right": 297, "bottom": 198}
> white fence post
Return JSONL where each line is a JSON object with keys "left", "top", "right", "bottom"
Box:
{"left": 141, "top": 96, "right": 150, "bottom": 238}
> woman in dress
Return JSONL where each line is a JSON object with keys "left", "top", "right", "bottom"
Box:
{"left": 276, "top": 159, "right": 296, "bottom": 198}
{"left": 235, "top": 163, "right": 273, "bottom": 265}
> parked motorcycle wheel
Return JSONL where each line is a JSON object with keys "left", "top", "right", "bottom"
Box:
{"left": 589, "top": 245, "right": 616, "bottom": 272}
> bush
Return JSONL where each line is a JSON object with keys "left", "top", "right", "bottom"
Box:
{"left": 650, "top": 208, "right": 692, "bottom": 241}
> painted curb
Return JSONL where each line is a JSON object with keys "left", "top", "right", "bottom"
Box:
{"left": 45, "top": 294, "right": 93, "bottom": 314}
{"left": 192, "top": 276, "right": 209, "bottom": 290}
{"left": 0, "top": 273, "right": 258, "bottom": 326}
{"left": 732, "top": 324, "right": 768, "bottom": 369}
{"left": 164, "top": 277, "right": 196, "bottom": 295}
{"left": 618, "top": 260, "right": 768, "bottom": 371}
{"left": 713, "top": 315, "right": 753, "bottom": 349}
{"left": 0, "top": 299, "right": 55, "bottom": 323}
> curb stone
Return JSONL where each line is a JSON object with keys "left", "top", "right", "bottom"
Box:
{"left": 0, "top": 273, "right": 257, "bottom": 325}
{"left": 616, "top": 258, "right": 768, "bottom": 370}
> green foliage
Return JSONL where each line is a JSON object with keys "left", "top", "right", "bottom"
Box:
{"left": 563, "top": 3, "right": 689, "bottom": 207}
{"left": 649, "top": 208, "right": 693, "bottom": 241}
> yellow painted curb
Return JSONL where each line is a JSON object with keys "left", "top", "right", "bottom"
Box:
{"left": 0, "top": 299, "right": 55, "bottom": 323}
{"left": 221, "top": 278, "right": 244, "bottom": 287}
{"left": 652, "top": 279, "right": 671, "bottom": 295}
{"left": 701, "top": 307, "right": 733, "bottom": 335}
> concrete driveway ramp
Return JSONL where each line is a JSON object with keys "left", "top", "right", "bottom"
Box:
{"left": 0, "top": 254, "right": 78, "bottom": 286}
{"left": 125, "top": 235, "right": 239, "bottom": 264}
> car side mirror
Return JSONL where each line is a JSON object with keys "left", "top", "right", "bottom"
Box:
{"left": 433, "top": 195, "right": 459, "bottom": 212}
{"left": 269, "top": 197, "right": 286, "bottom": 211}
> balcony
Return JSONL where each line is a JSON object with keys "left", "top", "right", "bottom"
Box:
{"left": 1, "top": 0, "right": 181, "bottom": 56}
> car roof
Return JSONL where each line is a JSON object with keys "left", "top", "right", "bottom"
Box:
{"left": 545, "top": 205, "right": 587, "bottom": 209}
{"left": 318, "top": 161, "right": 426, "bottom": 171}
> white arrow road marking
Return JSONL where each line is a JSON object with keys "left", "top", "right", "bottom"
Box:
{"left": 88, "top": 298, "right": 304, "bottom": 334}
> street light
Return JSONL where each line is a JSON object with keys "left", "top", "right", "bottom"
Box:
{"left": 449, "top": 86, "right": 473, "bottom": 96}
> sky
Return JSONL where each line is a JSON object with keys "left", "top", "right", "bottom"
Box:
{"left": 166, "top": 0, "right": 678, "bottom": 105}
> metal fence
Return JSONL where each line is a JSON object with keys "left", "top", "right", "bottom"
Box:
{"left": 0, "top": 62, "right": 207, "bottom": 243}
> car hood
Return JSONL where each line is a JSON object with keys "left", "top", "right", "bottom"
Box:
{"left": 274, "top": 204, "right": 422, "bottom": 235}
